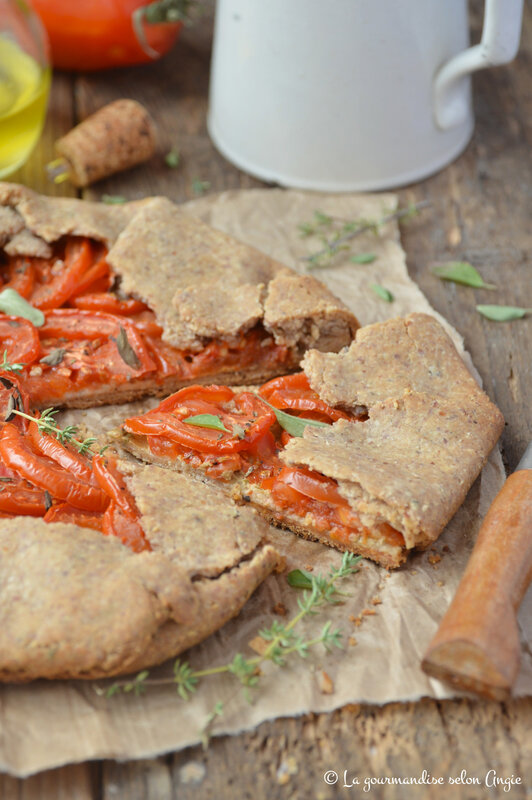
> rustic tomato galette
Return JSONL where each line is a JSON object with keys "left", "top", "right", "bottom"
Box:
{"left": 0, "top": 184, "right": 358, "bottom": 409}
{"left": 118, "top": 314, "right": 504, "bottom": 568}
{"left": 0, "top": 373, "right": 279, "bottom": 681}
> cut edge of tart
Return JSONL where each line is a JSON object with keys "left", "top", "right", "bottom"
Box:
{"left": 117, "top": 313, "right": 505, "bottom": 569}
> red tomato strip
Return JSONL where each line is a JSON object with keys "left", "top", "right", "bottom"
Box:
{"left": 0, "top": 423, "right": 108, "bottom": 511}
{"left": 27, "top": 420, "right": 95, "bottom": 484}
{"left": 31, "top": 239, "right": 94, "bottom": 310}
{"left": 43, "top": 502, "right": 105, "bottom": 532}
{"left": 92, "top": 454, "right": 150, "bottom": 552}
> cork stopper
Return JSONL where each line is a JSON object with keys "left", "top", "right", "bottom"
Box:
{"left": 51, "top": 99, "right": 157, "bottom": 187}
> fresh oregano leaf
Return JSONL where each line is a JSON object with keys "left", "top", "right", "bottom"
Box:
{"left": 101, "top": 194, "right": 127, "bottom": 204}
{"left": 0, "top": 289, "right": 44, "bottom": 327}
{"left": 432, "top": 261, "right": 495, "bottom": 289}
{"left": 110, "top": 327, "right": 141, "bottom": 369}
{"left": 259, "top": 395, "right": 330, "bottom": 437}
{"left": 351, "top": 252, "right": 376, "bottom": 264}
{"left": 40, "top": 348, "right": 65, "bottom": 367}
{"left": 371, "top": 284, "right": 394, "bottom": 302}
{"left": 286, "top": 569, "right": 314, "bottom": 590}
{"left": 183, "top": 414, "right": 230, "bottom": 433}
{"left": 476, "top": 305, "right": 531, "bottom": 322}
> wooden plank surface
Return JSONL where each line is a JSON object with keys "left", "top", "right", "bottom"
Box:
{"left": 5, "top": 2, "right": 532, "bottom": 798}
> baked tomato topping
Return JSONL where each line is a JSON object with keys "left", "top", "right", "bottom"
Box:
{"left": 92, "top": 454, "right": 150, "bottom": 553}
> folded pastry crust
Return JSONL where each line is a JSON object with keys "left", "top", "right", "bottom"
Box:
{"left": 0, "top": 185, "right": 358, "bottom": 408}
{"left": 120, "top": 313, "right": 504, "bottom": 568}
{"left": 0, "top": 459, "right": 279, "bottom": 682}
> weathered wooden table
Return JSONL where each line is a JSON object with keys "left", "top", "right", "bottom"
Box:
{"left": 2, "top": 4, "right": 531, "bottom": 798}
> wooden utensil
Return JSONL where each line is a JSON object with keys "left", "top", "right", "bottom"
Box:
{"left": 422, "top": 442, "right": 532, "bottom": 700}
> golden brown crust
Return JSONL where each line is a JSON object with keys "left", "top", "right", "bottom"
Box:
{"left": 119, "top": 314, "right": 504, "bottom": 564}
{"left": 107, "top": 197, "right": 358, "bottom": 354}
{"left": 302, "top": 313, "right": 488, "bottom": 410}
{"left": 0, "top": 462, "right": 279, "bottom": 682}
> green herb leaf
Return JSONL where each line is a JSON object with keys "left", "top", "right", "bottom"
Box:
{"left": 101, "top": 194, "right": 126, "bottom": 205}
{"left": 191, "top": 179, "right": 210, "bottom": 196}
{"left": 165, "top": 148, "right": 180, "bottom": 168}
{"left": 351, "top": 252, "right": 376, "bottom": 264}
{"left": 287, "top": 569, "right": 314, "bottom": 590}
{"left": 110, "top": 326, "right": 141, "bottom": 369}
{"left": 183, "top": 413, "right": 230, "bottom": 433}
{"left": 0, "top": 350, "right": 23, "bottom": 373}
{"left": 476, "top": 304, "right": 531, "bottom": 322}
{"left": 258, "top": 395, "right": 330, "bottom": 437}
{"left": 432, "top": 261, "right": 495, "bottom": 289}
{"left": 0, "top": 289, "right": 44, "bottom": 327}
{"left": 40, "top": 348, "right": 65, "bottom": 367}
{"left": 371, "top": 284, "right": 394, "bottom": 302}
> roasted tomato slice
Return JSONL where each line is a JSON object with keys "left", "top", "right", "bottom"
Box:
{"left": 0, "top": 478, "right": 48, "bottom": 516}
{"left": 27, "top": 420, "right": 96, "bottom": 484}
{"left": 0, "top": 371, "right": 31, "bottom": 430}
{"left": 124, "top": 385, "right": 276, "bottom": 455}
{"left": 31, "top": 239, "right": 95, "bottom": 310}
{"left": 92, "top": 454, "right": 151, "bottom": 552}
{"left": 68, "top": 255, "right": 112, "bottom": 298}
{"left": 259, "top": 373, "right": 350, "bottom": 423}
{"left": 0, "top": 423, "right": 109, "bottom": 511}
{"left": 43, "top": 502, "right": 105, "bottom": 532}
{"left": 2, "top": 257, "right": 36, "bottom": 298}
{"left": 272, "top": 466, "right": 348, "bottom": 506}
{"left": 0, "top": 316, "right": 40, "bottom": 366}
{"left": 70, "top": 293, "right": 149, "bottom": 315}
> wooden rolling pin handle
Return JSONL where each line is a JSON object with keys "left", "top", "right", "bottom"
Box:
{"left": 422, "top": 462, "right": 532, "bottom": 700}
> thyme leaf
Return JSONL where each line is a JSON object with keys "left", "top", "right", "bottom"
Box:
{"left": 10, "top": 408, "right": 97, "bottom": 456}
{"left": 191, "top": 179, "right": 210, "bottom": 196}
{"left": 351, "top": 252, "right": 377, "bottom": 264}
{"left": 183, "top": 414, "right": 230, "bottom": 433}
{"left": 165, "top": 148, "right": 180, "bottom": 168}
{"left": 286, "top": 568, "right": 314, "bottom": 590}
{"left": 0, "top": 289, "right": 44, "bottom": 327}
{"left": 432, "top": 261, "right": 495, "bottom": 289}
{"left": 101, "top": 194, "right": 126, "bottom": 205}
{"left": 0, "top": 350, "right": 23, "bottom": 373}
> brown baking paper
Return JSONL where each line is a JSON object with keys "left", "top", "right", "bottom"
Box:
{"left": 1, "top": 189, "right": 531, "bottom": 778}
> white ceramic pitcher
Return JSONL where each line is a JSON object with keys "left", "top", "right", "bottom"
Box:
{"left": 208, "top": 0, "right": 524, "bottom": 191}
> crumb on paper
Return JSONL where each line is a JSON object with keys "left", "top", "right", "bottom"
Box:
{"left": 437, "top": 580, "right": 444, "bottom": 587}
{"left": 272, "top": 602, "right": 287, "bottom": 616}
{"left": 179, "top": 761, "right": 206, "bottom": 785}
{"left": 248, "top": 635, "right": 269, "bottom": 656}
{"left": 273, "top": 556, "right": 287, "bottom": 573}
{"left": 410, "top": 569, "right": 418, "bottom": 575}
{"left": 349, "top": 614, "right": 362, "bottom": 627}
{"left": 348, "top": 636, "right": 358, "bottom": 647}
{"left": 371, "top": 595, "right": 382, "bottom": 605}
{"left": 428, "top": 554, "right": 441, "bottom": 566}
{"left": 277, "top": 756, "right": 298, "bottom": 785}
{"left": 304, "top": 564, "right": 314, "bottom": 572}
{"left": 318, "top": 670, "right": 334, "bottom": 695}
{"left": 362, "top": 608, "right": 377, "bottom": 617}
{"left": 442, "top": 545, "right": 451, "bottom": 553}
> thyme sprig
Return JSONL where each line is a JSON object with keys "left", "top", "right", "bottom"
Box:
{"left": 9, "top": 408, "right": 97, "bottom": 455}
{"left": 0, "top": 350, "right": 23, "bottom": 374}
{"left": 99, "top": 552, "right": 362, "bottom": 703}
{"left": 301, "top": 201, "right": 430, "bottom": 268}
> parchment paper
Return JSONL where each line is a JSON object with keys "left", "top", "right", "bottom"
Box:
{"left": 2, "top": 189, "right": 531, "bottom": 778}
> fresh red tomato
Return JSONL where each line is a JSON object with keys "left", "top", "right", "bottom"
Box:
{"left": 32, "top": 0, "right": 183, "bottom": 71}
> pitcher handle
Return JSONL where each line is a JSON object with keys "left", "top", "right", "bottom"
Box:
{"left": 434, "top": 0, "right": 524, "bottom": 130}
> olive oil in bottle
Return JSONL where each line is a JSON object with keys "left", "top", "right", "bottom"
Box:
{"left": 0, "top": 34, "right": 50, "bottom": 178}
